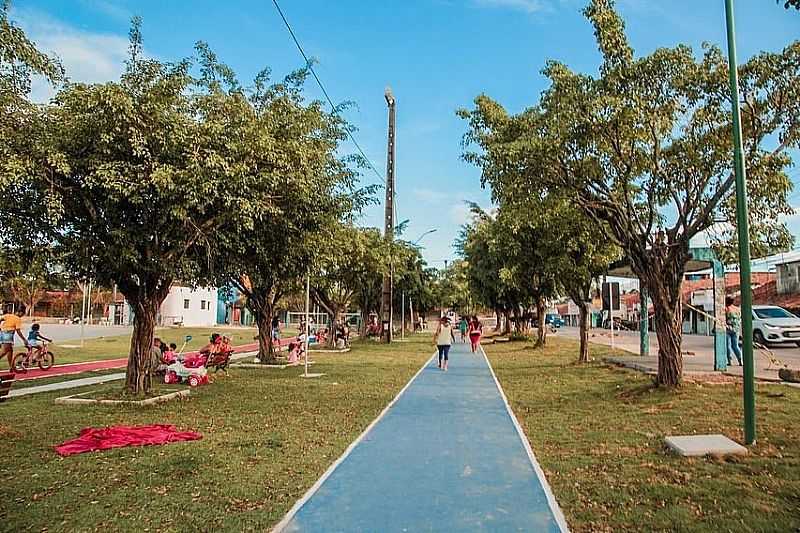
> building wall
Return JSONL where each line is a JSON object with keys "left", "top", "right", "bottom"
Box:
{"left": 777, "top": 261, "right": 800, "bottom": 295}
{"left": 160, "top": 286, "right": 218, "bottom": 327}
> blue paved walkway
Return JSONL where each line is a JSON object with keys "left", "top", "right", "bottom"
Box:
{"left": 279, "top": 341, "right": 567, "bottom": 532}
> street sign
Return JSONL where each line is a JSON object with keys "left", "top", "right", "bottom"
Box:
{"left": 601, "top": 282, "right": 620, "bottom": 311}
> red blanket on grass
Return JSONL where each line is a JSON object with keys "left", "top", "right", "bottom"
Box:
{"left": 55, "top": 424, "right": 202, "bottom": 456}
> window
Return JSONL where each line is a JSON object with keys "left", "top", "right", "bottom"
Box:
{"left": 754, "top": 307, "right": 795, "bottom": 319}
{"left": 183, "top": 299, "right": 190, "bottom": 309}
{"left": 200, "top": 300, "right": 206, "bottom": 310}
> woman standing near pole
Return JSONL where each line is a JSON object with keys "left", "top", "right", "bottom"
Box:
{"left": 433, "top": 316, "right": 455, "bottom": 371}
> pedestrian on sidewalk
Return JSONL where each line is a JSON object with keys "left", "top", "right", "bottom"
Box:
{"left": 725, "top": 297, "right": 743, "bottom": 366}
{"left": 1, "top": 306, "right": 28, "bottom": 371}
{"left": 433, "top": 316, "right": 455, "bottom": 371}
{"left": 468, "top": 316, "right": 483, "bottom": 353}
{"left": 458, "top": 316, "right": 468, "bottom": 343}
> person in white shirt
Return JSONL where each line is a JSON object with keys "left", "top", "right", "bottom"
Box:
{"left": 433, "top": 316, "right": 455, "bottom": 371}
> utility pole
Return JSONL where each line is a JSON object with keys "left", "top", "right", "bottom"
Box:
{"left": 724, "top": 0, "right": 756, "bottom": 445}
{"left": 401, "top": 292, "right": 405, "bottom": 340}
{"left": 381, "top": 87, "right": 396, "bottom": 343}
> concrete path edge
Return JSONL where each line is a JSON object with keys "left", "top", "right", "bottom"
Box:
{"left": 271, "top": 351, "right": 436, "bottom": 533}
{"left": 479, "top": 345, "right": 570, "bottom": 533}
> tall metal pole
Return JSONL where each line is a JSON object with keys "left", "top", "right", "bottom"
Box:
{"left": 304, "top": 274, "right": 310, "bottom": 377}
{"left": 80, "top": 280, "right": 87, "bottom": 347}
{"left": 724, "top": 0, "right": 756, "bottom": 445}
{"left": 86, "top": 278, "right": 93, "bottom": 326}
{"left": 610, "top": 285, "right": 615, "bottom": 354}
{"left": 401, "top": 292, "right": 406, "bottom": 340}
{"left": 409, "top": 297, "right": 414, "bottom": 334}
{"left": 381, "top": 87, "right": 396, "bottom": 344}
{"left": 112, "top": 283, "right": 117, "bottom": 325}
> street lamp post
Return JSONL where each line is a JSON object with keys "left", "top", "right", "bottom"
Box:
{"left": 724, "top": 0, "right": 756, "bottom": 445}
{"left": 411, "top": 228, "right": 437, "bottom": 246}
{"left": 381, "top": 87, "right": 396, "bottom": 344}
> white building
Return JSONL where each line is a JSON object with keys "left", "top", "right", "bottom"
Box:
{"left": 122, "top": 285, "right": 219, "bottom": 327}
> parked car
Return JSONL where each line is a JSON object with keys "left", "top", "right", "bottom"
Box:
{"left": 752, "top": 305, "right": 800, "bottom": 347}
{"left": 545, "top": 314, "right": 564, "bottom": 328}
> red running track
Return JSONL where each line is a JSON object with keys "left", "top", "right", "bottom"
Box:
{"left": 13, "top": 338, "right": 298, "bottom": 381}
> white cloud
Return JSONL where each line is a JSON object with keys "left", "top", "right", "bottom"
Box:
{"left": 449, "top": 202, "right": 474, "bottom": 226}
{"left": 412, "top": 187, "right": 449, "bottom": 203}
{"left": 12, "top": 9, "right": 130, "bottom": 103}
{"left": 79, "top": 0, "right": 132, "bottom": 22}
{"left": 473, "top": 0, "right": 547, "bottom": 14}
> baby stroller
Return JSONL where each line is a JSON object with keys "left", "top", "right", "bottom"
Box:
{"left": 164, "top": 353, "right": 209, "bottom": 387}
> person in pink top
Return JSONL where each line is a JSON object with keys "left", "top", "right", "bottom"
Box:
{"left": 468, "top": 316, "right": 482, "bottom": 353}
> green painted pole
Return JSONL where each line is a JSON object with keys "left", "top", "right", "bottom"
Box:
{"left": 724, "top": 0, "right": 756, "bottom": 445}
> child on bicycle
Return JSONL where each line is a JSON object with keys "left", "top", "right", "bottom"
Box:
{"left": 27, "top": 323, "right": 51, "bottom": 352}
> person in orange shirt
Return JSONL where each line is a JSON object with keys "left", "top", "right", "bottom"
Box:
{"left": 1, "top": 306, "right": 29, "bottom": 371}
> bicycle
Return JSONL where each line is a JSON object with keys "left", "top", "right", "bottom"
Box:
{"left": 12, "top": 342, "right": 55, "bottom": 372}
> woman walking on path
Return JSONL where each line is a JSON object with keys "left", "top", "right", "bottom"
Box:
{"left": 725, "top": 297, "right": 743, "bottom": 366}
{"left": 433, "top": 316, "right": 455, "bottom": 371}
{"left": 468, "top": 316, "right": 482, "bottom": 353}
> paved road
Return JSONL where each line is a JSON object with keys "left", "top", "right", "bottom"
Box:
{"left": 2, "top": 323, "right": 132, "bottom": 346}
{"left": 278, "top": 341, "right": 567, "bottom": 532}
{"left": 559, "top": 326, "right": 800, "bottom": 380}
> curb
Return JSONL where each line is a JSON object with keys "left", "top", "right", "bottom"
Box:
{"left": 55, "top": 388, "right": 190, "bottom": 406}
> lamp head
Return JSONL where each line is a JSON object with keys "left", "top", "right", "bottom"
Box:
{"left": 384, "top": 86, "right": 395, "bottom": 106}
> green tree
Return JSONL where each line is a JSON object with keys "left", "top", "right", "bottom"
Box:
{"left": 432, "top": 260, "right": 472, "bottom": 316}
{"left": 462, "top": 0, "right": 799, "bottom": 386}
{"left": 0, "top": 246, "right": 67, "bottom": 315}
{"left": 0, "top": 1, "right": 62, "bottom": 245}
{"left": 458, "top": 101, "right": 618, "bottom": 359}
{"left": 312, "top": 225, "right": 388, "bottom": 347}
{"left": 392, "top": 242, "right": 437, "bottom": 330}
{"left": 16, "top": 20, "right": 310, "bottom": 393}
{"left": 213, "top": 64, "right": 365, "bottom": 362}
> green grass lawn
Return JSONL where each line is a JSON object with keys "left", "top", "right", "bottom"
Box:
{"left": 0, "top": 335, "right": 433, "bottom": 531}
{"left": 485, "top": 337, "right": 800, "bottom": 532}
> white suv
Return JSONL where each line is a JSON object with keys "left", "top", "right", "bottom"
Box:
{"left": 752, "top": 305, "right": 800, "bottom": 347}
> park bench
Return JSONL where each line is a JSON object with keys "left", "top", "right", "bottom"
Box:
{"left": 0, "top": 371, "right": 15, "bottom": 401}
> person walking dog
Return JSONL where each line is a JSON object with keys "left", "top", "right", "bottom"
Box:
{"left": 433, "top": 316, "right": 455, "bottom": 371}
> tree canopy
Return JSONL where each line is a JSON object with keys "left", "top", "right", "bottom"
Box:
{"left": 2, "top": 17, "right": 364, "bottom": 392}
{"left": 460, "top": 0, "right": 800, "bottom": 385}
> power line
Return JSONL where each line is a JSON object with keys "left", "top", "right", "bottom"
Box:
{"left": 270, "top": 0, "right": 386, "bottom": 185}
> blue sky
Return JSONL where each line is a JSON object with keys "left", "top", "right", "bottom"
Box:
{"left": 13, "top": 0, "right": 800, "bottom": 265}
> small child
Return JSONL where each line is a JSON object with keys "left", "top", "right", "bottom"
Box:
{"left": 27, "top": 323, "right": 52, "bottom": 350}
{"left": 286, "top": 341, "right": 302, "bottom": 365}
{"left": 163, "top": 343, "right": 177, "bottom": 365}
{"left": 220, "top": 336, "right": 233, "bottom": 355}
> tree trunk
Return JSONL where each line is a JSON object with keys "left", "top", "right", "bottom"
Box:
{"left": 255, "top": 311, "right": 277, "bottom": 363}
{"left": 651, "top": 290, "right": 683, "bottom": 386}
{"left": 125, "top": 297, "right": 159, "bottom": 395}
{"left": 502, "top": 309, "right": 512, "bottom": 335}
{"left": 360, "top": 294, "right": 369, "bottom": 336}
{"left": 494, "top": 308, "right": 502, "bottom": 332}
{"left": 327, "top": 306, "right": 341, "bottom": 349}
{"left": 577, "top": 301, "right": 589, "bottom": 363}
{"left": 534, "top": 297, "right": 547, "bottom": 348}
{"left": 638, "top": 253, "right": 686, "bottom": 387}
